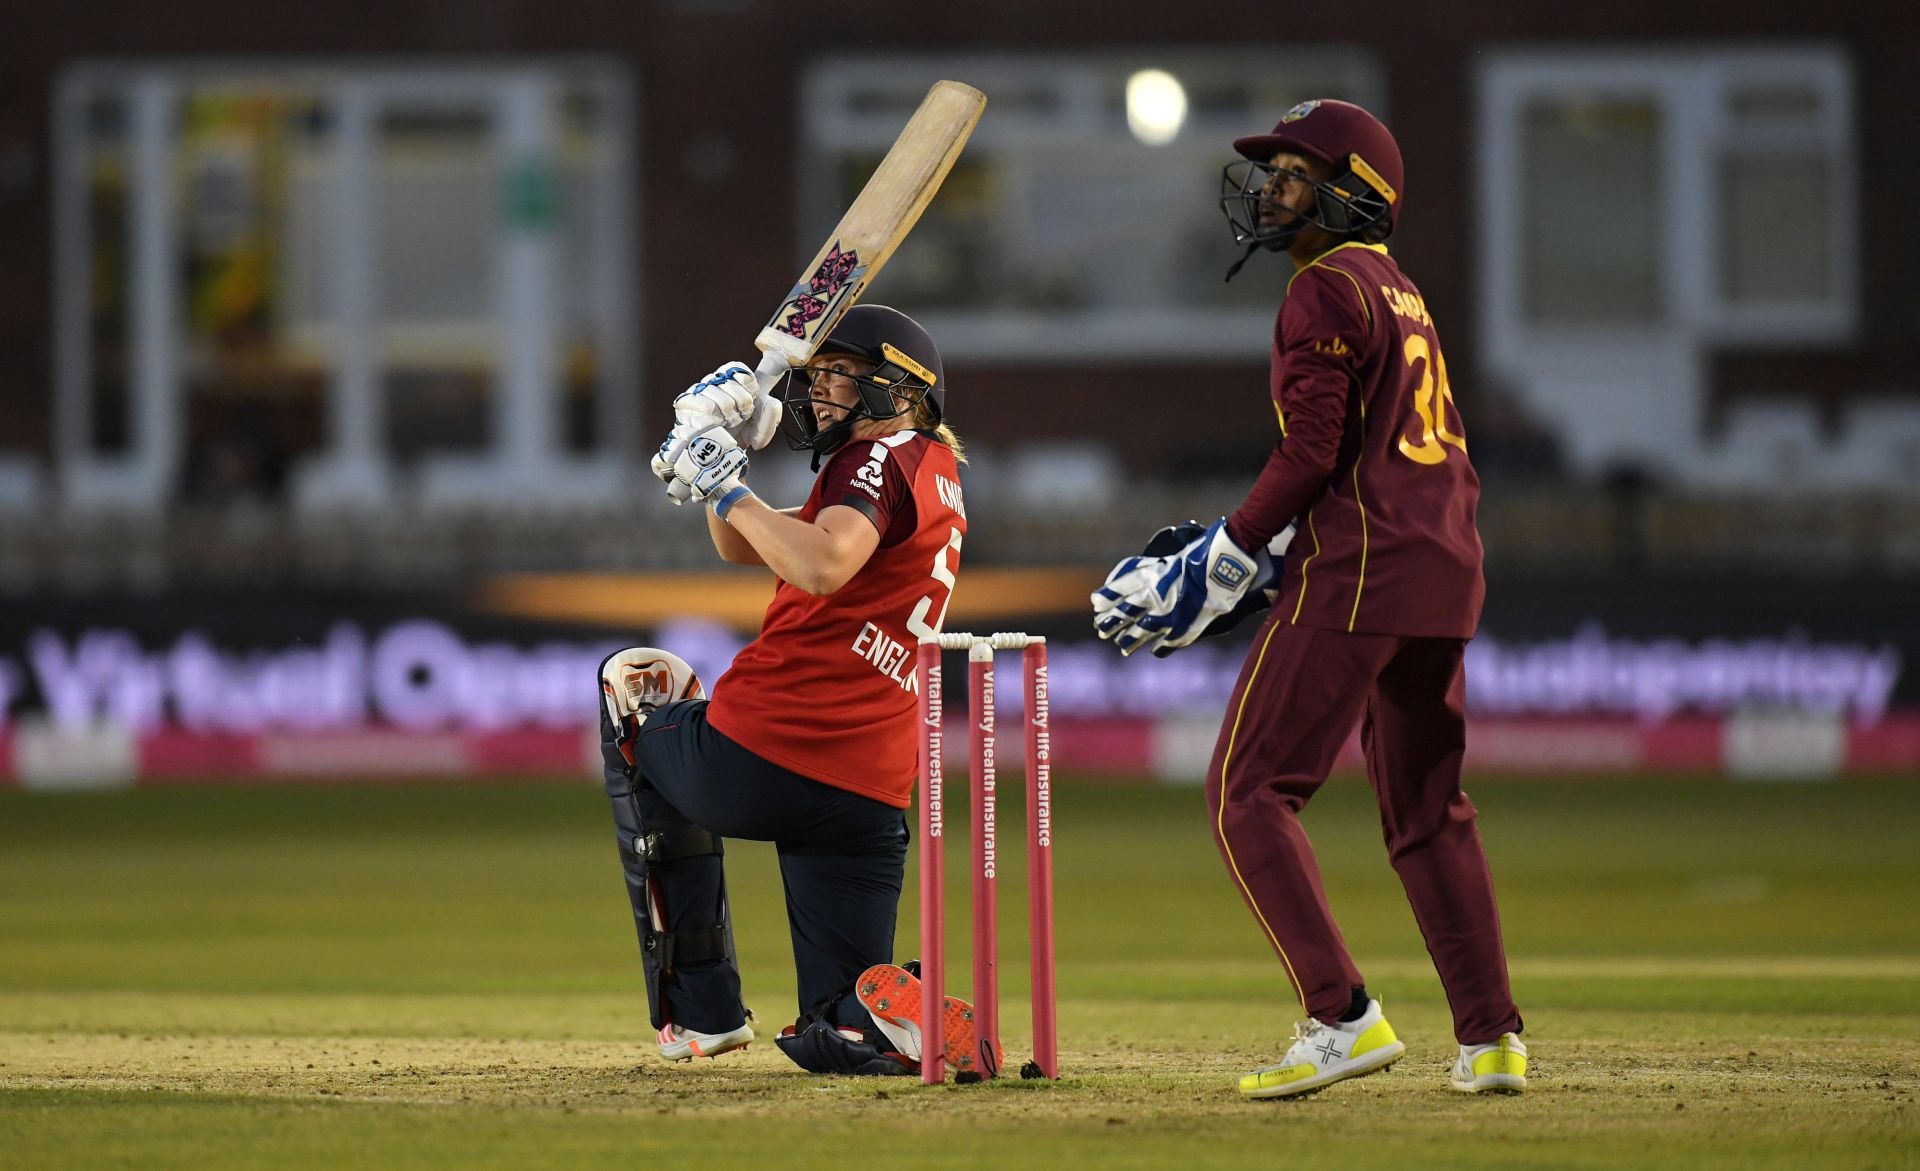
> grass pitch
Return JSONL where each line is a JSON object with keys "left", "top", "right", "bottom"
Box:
{"left": 2, "top": 775, "right": 1917, "bottom": 1169}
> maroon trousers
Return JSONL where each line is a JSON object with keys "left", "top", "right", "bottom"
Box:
{"left": 1204, "top": 618, "right": 1522, "bottom": 1045}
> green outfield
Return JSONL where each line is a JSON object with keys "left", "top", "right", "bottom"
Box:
{"left": 2, "top": 775, "right": 1916, "bottom": 1169}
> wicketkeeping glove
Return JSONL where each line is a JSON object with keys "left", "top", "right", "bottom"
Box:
{"left": 672, "top": 354, "right": 787, "bottom": 451}
{"left": 1091, "top": 518, "right": 1290, "bottom": 658}
{"left": 1135, "top": 519, "right": 1291, "bottom": 656}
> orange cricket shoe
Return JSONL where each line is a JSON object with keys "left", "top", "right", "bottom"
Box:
{"left": 855, "top": 962, "right": 1000, "bottom": 1080}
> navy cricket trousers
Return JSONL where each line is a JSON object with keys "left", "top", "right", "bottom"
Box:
{"left": 601, "top": 697, "right": 909, "bottom": 1034}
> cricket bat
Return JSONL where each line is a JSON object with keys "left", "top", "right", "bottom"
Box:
{"left": 750, "top": 80, "right": 986, "bottom": 384}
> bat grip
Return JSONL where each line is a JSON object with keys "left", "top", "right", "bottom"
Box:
{"left": 752, "top": 349, "right": 791, "bottom": 395}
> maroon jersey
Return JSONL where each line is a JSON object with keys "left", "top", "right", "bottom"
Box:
{"left": 707, "top": 431, "right": 966, "bottom": 809}
{"left": 1226, "top": 243, "right": 1484, "bottom": 638}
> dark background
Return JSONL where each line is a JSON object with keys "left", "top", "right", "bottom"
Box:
{"left": 2, "top": 0, "right": 1916, "bottom": 463}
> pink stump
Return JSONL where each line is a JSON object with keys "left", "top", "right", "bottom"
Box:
{"left": 916, "top": 640, "right": 945, "bottom": 1085}
{"left": 969, "top": 644, "right": 999, "bottom": 1076}
{"left": 1024, "top": 641, "right": 1058, "bottom": 1079}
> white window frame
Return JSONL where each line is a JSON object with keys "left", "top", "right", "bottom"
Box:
{"left": 1475, "top": 45, "right": 1858, "bottom": 479}
{"left": 51, "top": 58, "right": 640, "bottom": 515}
{"left": 1479, "top": 45, "right": 1857, "bottom": 357}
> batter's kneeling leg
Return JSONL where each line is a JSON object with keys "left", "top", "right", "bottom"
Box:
{"left": 598, "top": 650, "right": 743, "bottom": 1033}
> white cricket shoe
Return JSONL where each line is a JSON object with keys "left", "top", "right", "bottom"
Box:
{"left": 656, "top": 1020, "right": 754, "bottom": 1062}
{"left": 1450, "top": 1032, "right": 1528, "bottom": 1093}
{"left": 1237, "top": 998, "right": 1405, "bottom": 1099}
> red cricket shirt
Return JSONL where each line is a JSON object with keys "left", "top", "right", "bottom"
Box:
{"left": 706, "top": 430, "right": 966, "bottom": 808}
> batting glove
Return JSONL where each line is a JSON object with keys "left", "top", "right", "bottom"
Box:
{"left": 663, "top": 423, "right": 754, "bottom": 516}
{"left": 673, "top": 355, "right": 787, "bottom": 451}
{"left": 1091, "top": 518, "right": 1278, "bottom": 657}
{"left": 649, "top": 424, "right": 697, "bottom": 506}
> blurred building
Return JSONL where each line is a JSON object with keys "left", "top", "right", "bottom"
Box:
{"left": 0, "top": 2, "right": 1914, "bottom": 521}
{"left": 0, "top": 2, "right": 1916, "bottom": 782}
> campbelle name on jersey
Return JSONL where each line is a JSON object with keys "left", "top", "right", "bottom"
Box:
{"left": 0, "top": 620, "right": 1900, "bottom": 734}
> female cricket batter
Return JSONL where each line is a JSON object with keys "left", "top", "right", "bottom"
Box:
{"left": 600, "top": 305, "right": 972, "bottom": 1075}
{"left": 1093, "top": 100, "right": 1528, "bottom": 1098}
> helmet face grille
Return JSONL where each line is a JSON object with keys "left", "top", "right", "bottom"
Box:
{"left": 1230, "top": 99, "right": 1404, "bottom": 234}
{"left": 777, "top": 305, "right": 944, "bottom": 463}
{"left": 1217, "top": 99, "right": 1403, "bottom": 275}
{"left": 1218, "top": 157, "right": 1392, "bottom": 255}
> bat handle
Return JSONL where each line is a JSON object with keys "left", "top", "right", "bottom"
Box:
{"left": 752, "top": 349, "right": 791, "bottom": 396}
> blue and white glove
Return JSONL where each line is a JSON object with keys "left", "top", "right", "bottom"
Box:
{"left": 655, "top": 423, "right": 754, "bottom": 516}
{"left": 1091, "top": 518, "right": 1278, "bottom": 658}
{"left": 672, "top": 354, "right": 787, "bottom": 451}
{"left": 649, "top": 424, "right": 695, "bottom": 505}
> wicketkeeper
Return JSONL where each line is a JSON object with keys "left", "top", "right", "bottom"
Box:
{"left": 1093, "top": 99, "right": 1529, "bottom": 1099}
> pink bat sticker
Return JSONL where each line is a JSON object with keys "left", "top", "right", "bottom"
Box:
{"left": 776, "top": 243, "right": 863, "bottom": 339}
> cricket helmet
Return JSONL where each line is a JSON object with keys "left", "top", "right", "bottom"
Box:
{"left": 779, "top": 304, "right": 945, "bottom": 462}
{"left": 1219, "top": 99, "right": 1404, "bottom": 264}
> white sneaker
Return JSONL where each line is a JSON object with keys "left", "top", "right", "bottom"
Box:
{"left": 656, "top": 1020, "right": 754, "bottom": 1062}
{"left": 1238, "top": 998, "right": 1405, "bottom": 1099}
{"left": 1450, "top": 1033, "right": 1527, "bottom": 1093}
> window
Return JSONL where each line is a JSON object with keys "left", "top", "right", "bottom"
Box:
{"left": 1716, "top": 79, "right": 1839, "bottom": 309}
{"left": 798, "top": 53, "right": 1385, "bottom": 360}
{"left": 1476, "top": 47, "right": 1857, "bottom": 481}
{"left": 1485, "top": 47, "right": 1855, "bottom": 344}
{"left": 1720, "top": 155, "right": 1831, "bottom": 305}
{"left": 1520, "top": 99, "right": 1663, "bottom": 324}
{"left": 53, "top": 61, "right": 637, "bottom": 513}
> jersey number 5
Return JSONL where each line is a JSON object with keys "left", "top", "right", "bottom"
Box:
{"left": 905, "top": 526, "right": 963, "bottom": 641}
{"left": 1398, "top": 334, "right": 1468, "bottom": 465}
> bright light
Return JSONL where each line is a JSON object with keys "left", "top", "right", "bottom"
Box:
{"left": 1125, "top": 69, "right": 1187, "bottom": 146}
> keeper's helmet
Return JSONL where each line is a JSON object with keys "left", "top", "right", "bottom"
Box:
{"left": 779, "top": 304, "right": 944, "bottom": 464}
{"left": 1219, "top": 99, "right": 1404, "bottom": 265}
